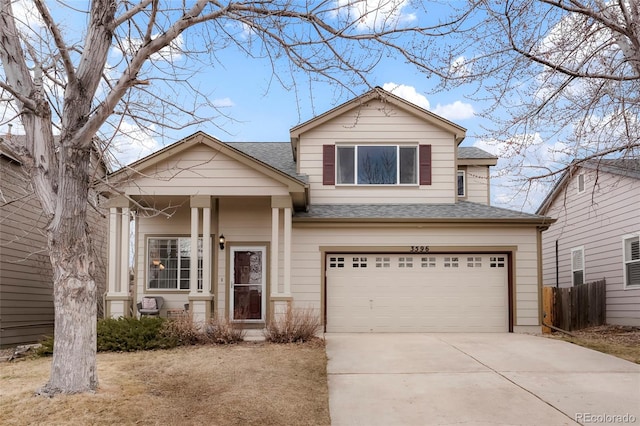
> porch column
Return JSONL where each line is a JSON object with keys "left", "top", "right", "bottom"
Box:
{"left": 119, "top": 206, "right": 130, "bottom": 294}
{"left": 283, "top": 207, "right": 292, "bottom": 296}
{"left": 271, "top": 207, "right": 280, "bottom": 296}
{"left": 107, "top": 207, "right": 118, "bottom": 295}
{"left": 270, "top": 196, "right": 293, "bottom": 322}
{"left": 189, "top": 195, "right": 214, "bottom": 325}
{"left": 105, "top": 196, "right": 132, "bottom": 318}
{"left": 202, "top": 204, "right": 212, "bottom": 293}
{"left": 189, "top": 206, "right": 199, "bottom": 296}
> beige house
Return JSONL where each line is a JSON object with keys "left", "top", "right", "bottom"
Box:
{"left": 104, "top": 88, "right": 552, "bottom": 333}
{"left": 537, "top": 159, "right": 640, "bottom": 327}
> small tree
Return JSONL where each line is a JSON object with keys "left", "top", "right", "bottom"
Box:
{"left": 420, "top": 1, "right": 640, "bottom": 205}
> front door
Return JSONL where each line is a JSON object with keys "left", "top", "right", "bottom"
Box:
{"left": 230, "top": 246, "right": 266, "bottom": 321}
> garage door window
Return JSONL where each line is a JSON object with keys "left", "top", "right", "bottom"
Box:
{"left": 490, "top": 256, "right": 505, "bottom": 267}
{"left": 376, "top": 257, "right": 391, "bottom": 268}
{"left": 329, "top": 257, "right": 345, "bottom": 268}
{"left": 398, "top": 257, "right": 414, "bottom": 268}
{"left": 421, "top": 257, "right": 436, "bottom": 268}
{"left": 467, "top": 257, "right": 482, "bottom": 267}
{"left": 353, "top": 257, "right": 368, "bottom": 268}
{"left": 444, "top": 257, "right": 459, "bottom": 268}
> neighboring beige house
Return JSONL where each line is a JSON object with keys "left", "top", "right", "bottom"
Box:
{"left": 537, "top": 159, "right": 640, "bottom": 327}
{"left": 103, "top": 87, "right": 552, "bottom": 333}
{"left": 0, "top": 136, "right": 108, "bottom": 348}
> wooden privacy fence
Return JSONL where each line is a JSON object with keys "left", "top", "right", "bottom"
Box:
{"left": 542, "top": 279, "right": 606, "bottom": 332}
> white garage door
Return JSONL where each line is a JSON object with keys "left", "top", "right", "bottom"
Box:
{"left": 326, "top": 253, "right": 509, "bottom": 332}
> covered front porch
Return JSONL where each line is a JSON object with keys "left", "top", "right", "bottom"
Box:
{"left": 101, "top": 132, "right": 308, "bottom": 326}
{"left": 105, "top": 194, "right": 295, "bottom": 326}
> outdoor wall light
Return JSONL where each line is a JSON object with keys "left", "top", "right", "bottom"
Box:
{"left": 219, "top": 234, "right": 225, "bottom": 250}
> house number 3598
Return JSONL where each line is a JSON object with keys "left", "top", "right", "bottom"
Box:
{"left": 410, "top": 246, "right": 430, "bottom": 253}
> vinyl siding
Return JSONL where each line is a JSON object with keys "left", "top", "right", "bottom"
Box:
{"left": 291, "top": 225, "right": 541, "bottom": 327}
{"left": 541, "top": 168, "right": 640, "bottom": 326}
{"left": 464, "top": 165, "right": 491, "bottom": 204}
{"left": 297, "top": 99, "right": 458, "bottom": 204}
{"left": 0, "top": 156, "right": 108, "bottom": 347}
{"left": 120, "top": 145, "right": 291, "bottom": 197}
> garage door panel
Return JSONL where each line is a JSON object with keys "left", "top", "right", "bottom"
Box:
{"left": 326, "top": 253, "right": 509, "bottom": 333}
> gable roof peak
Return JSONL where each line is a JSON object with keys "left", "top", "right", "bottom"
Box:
{"left": 289, "top": 86, "right": 466, "bottom": 144}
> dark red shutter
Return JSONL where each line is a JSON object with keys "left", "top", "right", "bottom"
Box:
{"left": 323, "top": 144, "right": 335, "bottom": 185}
{"left": 419, "top": 144, "right": 432, "bottom": 185}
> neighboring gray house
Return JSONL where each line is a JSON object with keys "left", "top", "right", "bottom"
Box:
{"left": 0, "top": 135, "right": 109, "bottom": 348}
{"left": 537, "top": 159, "right": 640, "bottom": 327}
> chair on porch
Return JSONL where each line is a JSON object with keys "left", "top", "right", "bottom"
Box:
{"left": 137, "top": 296, "right": 164, "bottom": 316}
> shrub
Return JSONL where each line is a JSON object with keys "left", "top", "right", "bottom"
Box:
{"left": 264, "top": 306, "right": 321, "bottom": 343}
{"left": 161, "top": 315, "right": 202, "bottom": 345}
{"left": 97, "top": 317, "right": 178, "bottom": 351}
{"left": 36, "top": 336, "right": 54, "bottom": 357}
{"left": 203, "top": 315, "right": 245, "bottom": 344}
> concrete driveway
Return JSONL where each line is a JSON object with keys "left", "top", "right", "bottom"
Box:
{"left": 326, "top": 333, "right": 640, "bottom": 426}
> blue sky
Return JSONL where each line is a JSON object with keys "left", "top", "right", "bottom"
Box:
{"left": 0, "top": 0, "right": 555, "bottom": 213}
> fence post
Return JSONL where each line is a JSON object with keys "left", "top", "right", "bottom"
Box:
{"left": 542, "top": 286, "right": 555, "bottom": 333}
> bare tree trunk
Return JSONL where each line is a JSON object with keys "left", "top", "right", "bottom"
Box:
{"left": 38, "top": 145, "right": 98, "bottom": 395}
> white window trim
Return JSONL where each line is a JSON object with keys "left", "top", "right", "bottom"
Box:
{"left": 457, "top": 169, "right": 466, "bottom": 197}
{"left": 335, "top": 144, "right": 418, "bottom": 186}
{"left": 571, "top": 246, "right": 585, "bottom": 286}
{"left": 622, "top": 234, "right": 640, "bottom": 289}
{"left": 577, "top": 173, "right": 585, "bottom": 194}
{"left": 147, "top": 236, "right": 204, "bottom": 291}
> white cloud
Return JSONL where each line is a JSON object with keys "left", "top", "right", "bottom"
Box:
{"left": 11, "top": 0, "right": 45, "bottom": 32}
{"left": 382, "top": 82, "right": 429, "bottom": 109}
{"left": 108, "top": 122, "right": 161, "bottom": 166}
{"left": 433, "top": 101, "right": 475, "bottom": 121}
{"left": 472, "top": 135, "right": 570, "bottom": 212}
{"left": 383, "top": 82, "right": 474, "bottom": 121}
{"left": 213, "top": 97, "right": 235, "bottom": 108}
{"left": 335, "top": 0, "right": 415, "bottom": 31}
{"left": 449, "top": 55, "right": 472, "bottom": 78}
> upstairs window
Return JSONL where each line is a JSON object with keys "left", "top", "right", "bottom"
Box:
{"left": 457, "top": 170, "right": 465, "bottom": 197}
{"left": 623, "top": 235, "right": 640, "bottom": 288}
{"left": 336, "top": 145, "right": 417, "bottom": 185}
{"left": 577, "top": 173, "right": 585, "bottom": 193}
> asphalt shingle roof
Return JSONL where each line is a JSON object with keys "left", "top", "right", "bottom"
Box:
{"left": 226, "top": 142, "right": 308, "bottom": 183}
{"left": 584, "top": 158, "right": 640, "bottom": 180}
{"left": 294, "top": 201, "right": 550, "bottom": 222}
{"left": 457, "top": 146, "right": 497, "bottom": 160}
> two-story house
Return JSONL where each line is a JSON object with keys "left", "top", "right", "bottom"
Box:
{"left": 103, "top": 87, "right": 552, "bottom": 333}
{"left": 537, "top": 159, "right": 640, "bottom": 327}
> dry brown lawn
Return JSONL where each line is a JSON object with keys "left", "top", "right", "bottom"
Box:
{"left": 0, "top": 341, "right": 330, "bottom": 426}
{"left": 548, "top": 325, "right": 640, "bottom": 364}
